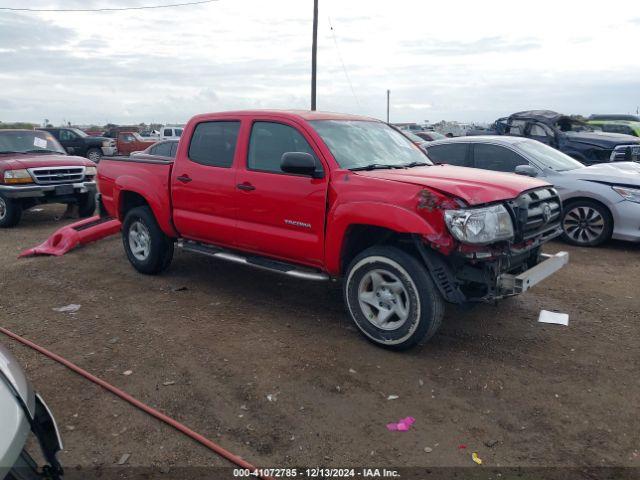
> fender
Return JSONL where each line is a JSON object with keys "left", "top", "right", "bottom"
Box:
{"left": 325, "top": 201, "right": 439, "bottom": 275}
{"left": 114, "top": 175, "right": 178, "bottom": 237}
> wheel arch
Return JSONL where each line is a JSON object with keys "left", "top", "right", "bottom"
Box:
{"left": 114, "top": 178, "right": 177, "bottom": 237}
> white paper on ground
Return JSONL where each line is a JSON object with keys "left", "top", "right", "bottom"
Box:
{"left": 538, "top": 310, "right": 569, "bottom": 326}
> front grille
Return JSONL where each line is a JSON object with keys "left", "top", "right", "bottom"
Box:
{"left": 510, "top": 187, "right": 562, "bottom": 242}
{"left": 610, "top": 144, "right": 640, "bottom": 162}
{"left": 29, "top": 166, "right": 85, "bottom": 185}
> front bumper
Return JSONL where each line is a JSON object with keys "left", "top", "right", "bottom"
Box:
{"left": 611, "top": 199, "right": 640, "bottom": 242}
{"left": 101, "top": 146, "right": 117, "bottom": 156}
{"left": 497, "top": 251, "right": 569, "bottom": 296}
{"left": 0, "top": 181, "right": 96, "bottom": 199}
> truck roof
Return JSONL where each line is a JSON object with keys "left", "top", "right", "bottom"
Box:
{"left": 191, "top": 110, "right": 379, "bottom": 122}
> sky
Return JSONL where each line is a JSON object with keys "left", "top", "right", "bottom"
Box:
{"left": 0, "top": 0, "right": 639, "bottom": 126}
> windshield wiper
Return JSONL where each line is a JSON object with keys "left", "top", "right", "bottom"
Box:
{"left": 350, "top": 163, "right": 405, "bottom": 171}
{"left": 400, "top": 161, "right": 430, "bottom": 168}
{"left": 22, "top": 149, "right": 58, "bottom": 154}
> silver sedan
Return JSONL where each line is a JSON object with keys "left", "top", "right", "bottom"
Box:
{"left": 425, "top": 136, "right": 640, "bottom": 247}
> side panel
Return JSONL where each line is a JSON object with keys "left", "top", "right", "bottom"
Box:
{"left": 324, "top": 172, "right": 446, "bottom": 275}
{"left": 97, "top": 158, "right": 177, "bottom": 237}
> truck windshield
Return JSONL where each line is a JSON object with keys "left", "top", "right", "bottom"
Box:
{"left": 0, "top": 130, "right": 66, "bottom": 155}
{"left": 517, "top": 140, "right": 584, "bottom": 172}
{"left": 310, "top": 120, "right": 432, "bottom": 170}
{"left": 70, "top": 128, "right": 88, "bottom": 138}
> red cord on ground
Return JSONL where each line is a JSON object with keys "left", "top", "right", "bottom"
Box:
{"left": 0, "top": 327, "right": 273, "bottom": 480}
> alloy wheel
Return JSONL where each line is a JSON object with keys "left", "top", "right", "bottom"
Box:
{"left": 563, "top": 206, "right": 605, "bottom": 244}
{"left": 128, "top": 220, "right": 151, "bottom": 261}
{"left": 357, "top": 269, "right": 410, "bottom": 330}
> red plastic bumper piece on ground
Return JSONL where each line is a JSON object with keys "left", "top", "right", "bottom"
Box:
{"left": 18, "top": 216, "right": 121, "bottom": 258}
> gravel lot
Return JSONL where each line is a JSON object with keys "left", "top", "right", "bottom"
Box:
{"left": 1, "top": 205, "right": 639, "bottom": 477}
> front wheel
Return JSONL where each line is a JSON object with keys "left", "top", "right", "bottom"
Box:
{"left": 344, "top": 246, "right": 444, "bottom": 350}
{"left": 122, "top": 206, "right": 174, "bottom": 274}
{"left": 0, "top": 194, "right": 22, "bottom": 228}
{"left": 86, "top": 148, "right": 102, "bottom": 163}
{"left": 561, "top": 200, "right": 613, "bottom": 247}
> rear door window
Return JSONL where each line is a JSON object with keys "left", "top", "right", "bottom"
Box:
{"left": 473, "top": 144, "right": 528, "bottom": 172}
{"left": 188, "top": 121, "right": 240, "bottom": 168}
{"left": 170, "top": 142, "right": 178, "bottom": 158}
{"left": 426, "top": 144, "right": 470, "bottom": 166}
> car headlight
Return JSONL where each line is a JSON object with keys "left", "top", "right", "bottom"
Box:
{"left": 612, "top": 185, "right": 640, "bottom": 204}
{"left": 84, "top": 166, "right": 97, "bottom": 176}
{"left": 3, "top": 169, "right": 33, "bottom": 184}
{"left": 444, "top": 204, "right": 514, "bottom": 244}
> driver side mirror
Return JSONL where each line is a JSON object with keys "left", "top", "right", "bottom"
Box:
{"left": 281, "top": 152, "right": 324, "bottom": 178}
{"left": 514, "top": 165, "right": 539, "bottom": 177}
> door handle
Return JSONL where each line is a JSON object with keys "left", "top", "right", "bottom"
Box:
{"left": 236, "top": 183, "right": 255, "bottom": 191}
{"left": 177, "top": 175, "right": 192, "bottom": 183}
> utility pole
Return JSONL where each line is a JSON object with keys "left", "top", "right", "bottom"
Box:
{"left": 311, "top": 0, "right": 318, "bottom": 110}
{"left": 386, "top": 89, "right": 390, "bottom": 123}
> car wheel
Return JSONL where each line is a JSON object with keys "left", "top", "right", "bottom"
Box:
{"left": 344, "top": 246, "right": 444, "bottom": 350}
{"left": 0, "top": 194, "right": 22, "bottom": 228}
{"left": 77, "top": 192, "right": 96, "bottom": 218}
{"left": 561, "top": 200, "right": 613, "bottom": 247}
{"left": 86, "top": 148, "right": 102, "bottom": 163}
{"left": 123, "top": 206, "right": 174, "bottom": 274}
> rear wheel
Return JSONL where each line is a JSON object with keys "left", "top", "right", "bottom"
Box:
{"left": 561, "top": 200, "right": 613, "bottom": 247}
{"left": 0, "top": 194, "right": 22, "bottom": 228}
{"left": 122, "top": 206, "right": 174, "bottom": 274}
{"left": 344, "top": 246, "right": 444, "bottom": 350}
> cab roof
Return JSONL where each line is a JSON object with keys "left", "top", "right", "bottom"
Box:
{"left": 192, "top": 110, "right": 380, "bottom": 122}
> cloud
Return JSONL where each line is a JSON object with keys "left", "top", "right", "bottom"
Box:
{"left": 0, "top": 12, "right": 75, "bottom": 48}
{"left": 401, "top": 36, "right": 541, "bottom": 56}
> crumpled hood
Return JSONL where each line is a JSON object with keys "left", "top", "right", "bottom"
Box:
{"left": 564, "top": 131, "right": 640, "bottom": 148}
{"left": 0, "top": 153, "right": 94, "bottom": 172}
{"left": 563, "top": 161, "right": 640, "bottom": 186}
{"left": 354, "top": 164, "right": 550, "bottom": 205}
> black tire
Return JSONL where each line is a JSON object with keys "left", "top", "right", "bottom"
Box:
{"left": 344, "top": 246, "right": 444, "bottom": 350}
{"left": 561, "top": 199, "right": 613, "bottom": 247}
{"left": 122, "top": 206, "right": 174, "bottom": 274}
{"left": 0, "top": 193, "right": 22, "bottom": 228}
{"left": 86, "top": 148, "right": 102, "bottom": 163}
{"left": 77, "top": 192, "right": 96, "bottom": 218}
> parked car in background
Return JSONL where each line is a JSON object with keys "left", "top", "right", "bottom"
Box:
{"left": 425, "top": 136, "right": 640, "bottom": 246}
{"left": 0, "top": 130, "right": 97, "bottom": 227}
{"left": 587, "top": 118, "right": 640, "bottom": 137}
{"left": 97, "top": 110, "right": 568, "bottom": 350}
{"left": 490, "top": 110, "right": 640, "bottom": 165}
{"left": 392, "top": 122, "right": 423, "bottom": 132}
{"left": 588, "top": 114, "right": 640, "bottom": 122}
{"left": 414, "top": 131, "right": 446, "bottom": 142}
{"left": 37, "top": 127, "right": 115, "bottom": 163}
{"left": 130, "top": 139, "right": 179, "bottom": 160}
{"left": 400, "top": 131, "right": 429, "bottom": 150}
{"left": 103, "top": 126, "right": 141, "bottom": 139}
{"left": 0, "top": 343, "right": 64, "bottom": 480}
{"left": 151, "top": 126, "right": 183, "bottom": 141}
{"left": 115, "top": 132, "right": 156, "bottom": 156}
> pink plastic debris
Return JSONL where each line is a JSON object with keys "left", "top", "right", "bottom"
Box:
{"left": 386, "top": 417, "right": 415, "bottom": 432}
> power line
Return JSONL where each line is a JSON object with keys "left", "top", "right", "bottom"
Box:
{"left": 328, "top": 16, "right": 361, "bottom": 110}
{"left": 0, "top": 0, "right": 217, "bottom": 12}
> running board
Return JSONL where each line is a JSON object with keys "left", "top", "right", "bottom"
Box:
{"left": 178, "top": 240, "right": 330, "bottom": 281}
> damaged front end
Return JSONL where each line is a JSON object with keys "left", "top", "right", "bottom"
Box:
{"left": 415, "top": 186, "right": 569, "bottom": 303}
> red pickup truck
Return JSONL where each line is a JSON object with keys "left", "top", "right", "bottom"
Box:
{"left": 97, "top": 110, "right": 569, "bottom": 349}
{"left": 115, "top": 131, "right": 156, "bottom": 156}
{"left": 0, "top": 129, "right": 97, "bottom": 227}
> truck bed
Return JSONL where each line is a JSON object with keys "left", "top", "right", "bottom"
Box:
{"left": 97, "top": 156, "right": 176, "bottom": 236}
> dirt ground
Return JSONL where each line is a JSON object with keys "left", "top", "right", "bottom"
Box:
{"left": 1, "top": 204, "right": 639, "bottom": 477}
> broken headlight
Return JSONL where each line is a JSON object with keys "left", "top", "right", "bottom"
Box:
{"left": 444, "top": 204, "right": 514, "bottom": 245}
